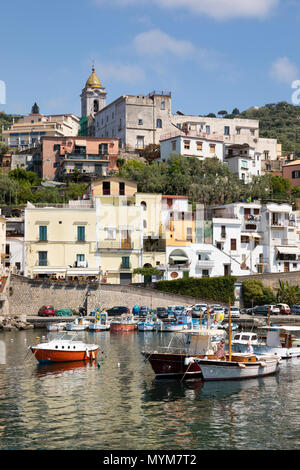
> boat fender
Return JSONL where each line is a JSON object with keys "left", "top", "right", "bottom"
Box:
{"left": 184, "top": 357, "right": 195, "bottom": 366}
{"left": 238, "top": 363, "right": 246, "bottom": 368}
{"left": 86, "top": 349, "right": 89, "bottom": 359}
{"left": 259, "top": 361, "right": 266, "bottom": 367}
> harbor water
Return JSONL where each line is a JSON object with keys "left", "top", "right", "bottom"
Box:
{"left": 1, "top": 328, "right": 300, "bottom": 450}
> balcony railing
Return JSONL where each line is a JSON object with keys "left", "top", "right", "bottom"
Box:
{"left": 97, "top": 240, "right": 134, "bottom": 250}
{"left": 196, "top": 260, "right": 214, "bottom": 268}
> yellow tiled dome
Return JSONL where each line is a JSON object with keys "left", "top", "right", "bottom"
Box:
{"left": 85, "top": 68, "right": 101, "bottom": 88}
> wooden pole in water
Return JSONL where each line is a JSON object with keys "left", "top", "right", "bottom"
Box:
{"left": 228, "top": 299, "right": 232, "bottom": 362}
{"left": 268, "top": 307, "right": 270, "bottom": 326}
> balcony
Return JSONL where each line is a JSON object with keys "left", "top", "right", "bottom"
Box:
{"left": 97, "top": 240, "right": 134, "bottom": 250}
{"left": 196, "top": 260, "right": 214, "bottom": 269}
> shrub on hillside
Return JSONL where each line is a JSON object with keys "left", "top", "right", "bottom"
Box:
{"left": 242, "top": 279, "right": 276, "bottom": 308}
{"left": 154, "top": 276, "right": 237, "bottom": 304}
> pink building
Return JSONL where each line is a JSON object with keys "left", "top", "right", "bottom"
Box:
{"left": 41, "top": 136, "right": 119, "bottom": 180}
{"left": 282, "top": 159, "right": 300, "bottom": 187}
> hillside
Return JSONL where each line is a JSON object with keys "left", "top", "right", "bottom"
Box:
{"left": 238, "top": 101, "right": 300, "bottom": 156}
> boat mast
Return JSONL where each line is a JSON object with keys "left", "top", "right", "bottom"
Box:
{"left": 228, "top": 298, "right": 232, "bottom": 362}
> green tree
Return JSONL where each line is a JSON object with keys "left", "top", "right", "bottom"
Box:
{"left": 242, "top": 279, "right": 276, "bottom": 307}
{"left": 276, "top": 280, "right": 300, "bottom": 305}
{"left": 31, "top": 102, "right": 40, "bottom": 114}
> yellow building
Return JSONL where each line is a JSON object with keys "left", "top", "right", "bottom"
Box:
{"left": 24, "top": 201, "right": 99, "bottom": 280}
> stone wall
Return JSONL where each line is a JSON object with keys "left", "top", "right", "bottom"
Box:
{"left": 237, "top": 271, "right": 300, "bottom": 290}
{"left": 8, "top": 275, "right": 207, "bottom": 316}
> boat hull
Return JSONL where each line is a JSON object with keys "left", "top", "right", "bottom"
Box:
{"left": 144, "top": 352, "right": 203, "bottom": 379}
{"left": 31, "top": 346, "right": 98, "bottom": 364}
{"left": 110, "top": 323, "right": 136, "bottom": 332}
{"left": 253, "top": 345, "right": 300, "bottom": 360}
{"left": 198, "top": 358, "right": 279, "bottom": 381}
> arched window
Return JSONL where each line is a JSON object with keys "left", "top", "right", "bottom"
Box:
{"left": 156, "top": 118, "right": 162, "bottom": 128}
{"left": 141, "top": 201, "right": 147, "bottom": 211}
{"left": 93, "top": 100, "right": 99, "bottom": 113}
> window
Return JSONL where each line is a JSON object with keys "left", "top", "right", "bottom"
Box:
{"left": 231, "top": 239, "right": 237, "bottom": 251}
{"left": 121, "top": 256, "right": 130, "bottom": 269}
{"left": 202, "top": 270, "right": 209, "bottom": 278}
{"left": 39, "top": 226, "right": 47, "bottom": 241}
{"left": 205, "top": 125, "right": 210, "bottom": 134}
{"left": 264, "top": 151, "right": 269, "bottom": 160}
{"left": 105, "top": 228, "right": 116, "bottom": 240}
{"left": 292, "top": 171, "right": 300, "bottom": 179}
{"left": 76, "top": 254, "right": 85, "bottom": 262}
{"left": 210, "top": 144, "right": 216, "bottom": 153}
{"left": 136, "top": 136, "right": 144, "bottom": 149}
{"left": 196, "top": 141, "right": 203, "bottom": 151}
{"left": 119, "top": 182, "right": 125, "bottom": 196}
{"left": 38, "top": 251, "right": 47, "bottom": 266}
{"left": 93, "top": 100, "right": 99, "bottom": 113}
{"left": 224, "top": 126, "right": 230, "bottom": 136}
{"left": 184, "top": 140, "right": 190, "bottom": 150}
{"left": 138, "top": 119, "right": 143, "bottom": 125}
{"left": 53, "top": 144, "right": 60, "bottom": 151}
{"left": 172, "top": 141, "right": 176, "bottom": 151}
{"left": 156, "top": 118, "right": 162, "bottom": 128}
{"left": 77, "top": 226, "right": 85, "bottom": 242}
{"left": 221, "top": 226, "right": 226, "bottom": 238}
{"left": 103, "top": 181, "right": 110, "bottom": 195}
{"left": 99, "top": 143, "right": 108, "bottom": 155}
{"left": 161, "top": 101, "right": 165, "bottom": 110}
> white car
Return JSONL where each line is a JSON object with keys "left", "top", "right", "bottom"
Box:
{"left": 265, "top": 305, "right": 280, "bottom": 315}
{"left": 225, "top": 306, "right": 240, "bottom": 318}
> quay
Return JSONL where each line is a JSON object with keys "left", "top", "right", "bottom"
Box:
{"left": 25, "top": 314, "right": 300, "bottom": 329}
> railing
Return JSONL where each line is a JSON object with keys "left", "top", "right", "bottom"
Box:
{"left": 196, "top": 260, "right": 214, "bottom": 268}
{"left": 97, "top": 240, "right": 134, "bottom": 250}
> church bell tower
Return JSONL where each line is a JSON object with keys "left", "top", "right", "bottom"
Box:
{"left": 80, "top": 67, "right": 107, "bottom": 118}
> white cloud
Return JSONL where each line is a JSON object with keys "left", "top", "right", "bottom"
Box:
{"left": 94, "top": 60, "right": 146, "bottom": 83}
{"left": 93, "top": 0, "right": 279, "bottom": 20}
{"left": 133, "top": 29, "right": 196, "bottom": 58}
{"left": 271, "top": 57, "right": 299, "bottom": 84}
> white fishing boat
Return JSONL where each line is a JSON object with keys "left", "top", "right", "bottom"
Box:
{"left": 156, "top": 320, "right": 185, "bottom": 332}
{"left": 65, "top": 317, "right": 90, "bottom": 331}
{"left": 231, "top": 331, "right": 259, "bottom": 353}
{"left": 253, "top": 325, "right": 300, "bottom": 359}
{"left": 89, "top": 311, "right": 110, "bottom": 331}
{"left": 189, "top": 302, "right": 280, "bottom": 381}
{"left": 46, "top": 322, "right": 66, "bottom": 332}
{"left": 137, "top": 315, "right": 157, "bottom": 331}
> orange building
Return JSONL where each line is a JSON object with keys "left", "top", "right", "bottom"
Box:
{"left": 41, "top": 136, "right": 119, "bottom": 180}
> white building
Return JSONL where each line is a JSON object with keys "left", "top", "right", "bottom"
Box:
{"left": 224, "top": 144, "right": 261, "bottom": 183}
{"left": 93, "top": 90, "right": 277, "bottom": 172}
{"left": 159, "top": 132, "right": 224, "bottom": 163}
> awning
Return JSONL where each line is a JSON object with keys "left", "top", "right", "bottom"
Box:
{"left": 33, "top": 267, "right": 67, "bottom": 274}
{"left": 276, "top": 246, "right": 298, "bottom": 255}
{"left": 169, "top": 256, "right": 189, "bottom": 262}
{"left": 67, "top": 269, "right": 100, "bottom": 276}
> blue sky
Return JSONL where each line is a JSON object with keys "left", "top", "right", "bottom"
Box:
{"left": 1, "top": 0, "right": 300, "bottom": 117}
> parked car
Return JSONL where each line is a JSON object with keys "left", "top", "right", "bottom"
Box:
{"left": 250, "top": 305, "right": 279, "bottom": 316}
{"left": 276, "top": 303, "right": 291, "bottom": 315}
{"left": 38, "top": 305, "right": 56, "bottom": 317}
{"left": 139, "top": 306, "right": 149, "bottom": 316}
{"left": 226, "top": 306, "right": 240, "bottom": 319}
{"left": 156, "top": 307, "right": 168, "bottom": 319}
{"left": 212, "top": 306, "right": 225, "bottom": 315}
{"left": 106, "top": 306, "right": 130, "bottom": 316}
{"left": 291, "top": 305, "right": 300, "bottom": 315}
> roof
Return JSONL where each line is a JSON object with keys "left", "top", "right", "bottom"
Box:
{"left": 283, "top": 159, "right": 300, "bottom": 167}
{"left": 85, "top": 68, "right": 102, "bottom": 88}
{"left": 162, "top": 195, "right": 188, "bottom": 199}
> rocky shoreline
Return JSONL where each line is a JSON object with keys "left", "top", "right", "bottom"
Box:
{"left": 0, "top": 315, "right": 34, "bottom": 331}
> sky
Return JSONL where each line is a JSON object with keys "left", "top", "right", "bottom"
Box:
{"left": 1, "top": 0, "right": 300, "bottom": 117}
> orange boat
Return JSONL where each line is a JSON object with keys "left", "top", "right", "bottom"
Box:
{"left": 110, "top": 314, "right": 137, "bottom": 332}
{"left": 30, "top": 334, "right": 99, "bottom": 363}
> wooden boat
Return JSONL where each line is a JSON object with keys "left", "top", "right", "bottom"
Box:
{"left": 110, "top": 314, "right": 137, "bottom": 332}
{"left": 142, "top": 327, "right": 226, "bottom": 380}
{"left": 65, "top": 317, "right": 90, "bottom": 331}
{"left": 89, "top": 311, "right": 110, "bottom": 331}
{"left": 191, "top": 301, "right": 280, "bottom": 381}
{"left": 253, "top": 325, "right": 300, "bottom": 359}
{"left": 30, "top": 333, "right": 99, "bottom": 364}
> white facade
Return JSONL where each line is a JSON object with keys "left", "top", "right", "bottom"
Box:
{"left": 159, "top": 133, "right": 224, "bottom": 163}
{"left": 224, "top": 144, "right": 261, "bottom": 183}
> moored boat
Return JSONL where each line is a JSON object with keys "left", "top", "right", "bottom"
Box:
{"left": 137, "top": 314, "right": 157, "bottom": 331}
{"left": 46, "top": 322, "right": 66, "bottom": 332}
{"left": 89, "top": 311, "right": 110, "bottom": 331}
{"left": 190, "top": 302, "right": 280, "bottom": 381}
{"left": 253, "top": 325, "right": 300, "bottom": 359}
{"left": 65, "top": 317, "right": 90, "bottom": 331}
{"left": 110, "top": 314, "right": 137, "bottom": 332}
{"left": 142, "top": 327, "right": 226, "bottom": 380}
{"left": 30, "top": 333, "right": 99, "bottom": 363}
